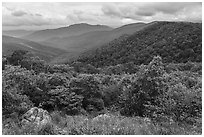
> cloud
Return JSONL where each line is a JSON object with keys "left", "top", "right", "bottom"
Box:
{"left": 3, "top": 4, "right": 67, "bottom": 27}
{"left": 135, "top": 2, "right": 201, "bottom": 16}
{"left": 12, "top": 10, "right": 27, "bottom": 17}
{"left": 34, "top": 13, "right": 42, "bottom": 17}
{"left": 121, "top": 18, "right": 137, "bottom": 24}
{"left": 136, "top": 10, "right": 155, "bottom": 17}
{"left": 101, "top": 4, "right": 122, "bottom": 18}
{"left": 2, "top": 2, "right": 202, "bottom": 30}
{"left": 101, "top": 2, "right": 202, "bottom": 23}
{"left": 3, "top": 12, "right": 62, "bottom": 27}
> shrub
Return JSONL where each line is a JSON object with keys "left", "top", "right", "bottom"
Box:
{"left": 21, "top": 56, "right": 46, "bottom": 74}
{"left": 63, "top": 115, "right": 157, "bottom": 135}
{"left": 43, "top": 87, "right": 84, "bottom": 115}
{"left": 2, "top": 65, "right": 34, "bottom": 115}
{"left": 2, "top": 119, "right": 56, "bottom": 135}
{"left": 119, "top": 56, "right": 167, "bottom": 117}
{"left": 147, "top": 78, "right": 202, "bottom": 125}
{"left": 69, "top": 74, "right": 104, "bottom": 112}
{"left": 2, "top": 65, "right": 43, "bottom": 105}
{"left": 7, "top": 50, "right": 47, "bottom": 74}
{"left": 48, "top": 73, "right": 69, "bottom": 88}
{"left": 47, "top": 64, "right": 75, "bottom": 75}
{"left": 7, "top": 50, "right": 28, "bottom": 66}
{"left": 101, "top": 84, "right": 121, "bottom": 107}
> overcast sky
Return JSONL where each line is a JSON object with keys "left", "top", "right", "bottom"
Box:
{"left": 2, "top": 2, "right": 202, "bottom": 30}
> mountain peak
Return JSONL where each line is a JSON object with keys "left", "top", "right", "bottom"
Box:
{"left": 22, "top": 23, "right": 112, "bottom": 42}
{"left": 68, "top": 23, "right": 90, "bottom": 27}
{"left": 67, "top": 23, "right": 111, "bottom": 29}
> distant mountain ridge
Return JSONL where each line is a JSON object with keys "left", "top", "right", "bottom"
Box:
{"left": 22, "top": 23, "right": 113, "bottom": 42}
{"left": 3, "top": 30, "right": 34, "bottom": 38}
{"left": 3, "top": 22, "right": 149, "bottom": 64}
{"left": 41, "top": 23, "right": 148, "bottom": 52}
{"left": 4, "top": 21, "right": 200, "bottom": 66}
{"left": 76, "top": 21, "right": 202, "bottom": 67}
{"left": 2, "top": 35, "right": 66, "bottom": 62}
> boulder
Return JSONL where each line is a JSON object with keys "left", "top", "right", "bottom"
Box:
{"left": 92, "top": 114, "right": 111, "bottom": 121}
{"left": 21, "top": 107, "right": 52, "bottom": 131}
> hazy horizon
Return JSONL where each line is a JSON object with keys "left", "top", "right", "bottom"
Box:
{"left": 2, "top": 2, "right": 202, "bottom": 31}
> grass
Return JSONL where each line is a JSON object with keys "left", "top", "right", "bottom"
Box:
{"left": 50, "top": 112, "right": 157, "bottom": 135}
{"left": 2, "top": 111, "right": 202, "bottom": 135}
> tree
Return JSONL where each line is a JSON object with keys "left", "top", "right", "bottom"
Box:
{"left": 7, "top": 50, "right": 28, "bottom": 66}
{"left": 119, "top": 56, "right": 167, "bottom": 117}
{"left": 69, "top": 74, "right": 104, "bottom": 112}
{"left": 21, "top": 56, "right": 46, "bottom": 74}
{"left": 43, "top": 87, "right": 84, "bottom": 115}
{"left": 2, "top": 66, "right": 34, "bottom": 116}
{"left": 6, "top": 50, "right": 47, "bottom": 74}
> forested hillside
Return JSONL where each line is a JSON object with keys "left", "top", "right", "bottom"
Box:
{"left": 3, "top": 30, "right": 34, "bottom": 37}
{"left": 77, "top": 22, "right": 202, "bottom": 67}
{"left": 40, "top": 23, "right": 147, "bottom": 52}
{"left": 2, "top": 35, "right": 66, "bottom": 62}
{"left": 23, "top": 23, "right": 112, "bottom": 42}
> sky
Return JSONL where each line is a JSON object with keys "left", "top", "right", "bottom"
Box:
{"left": 2, "top": 2, "right": 202, "bottom": 30}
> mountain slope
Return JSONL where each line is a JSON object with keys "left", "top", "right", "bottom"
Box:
{"left": 42, "top": 23, "right": 147, "bottom": 53}
{"left": 2, "top": 35, "right": 67, "bottom": 62}
{"left": 22, "top": 23, "right": 112, "bottom": 42}
{"left": 77, "top": 21, "right": 202, "bottom": 67}
{"left": 3, "top": 30, "right": 34, "bottom": 38}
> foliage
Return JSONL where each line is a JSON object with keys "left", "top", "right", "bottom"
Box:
{"left": 47, "top": 64, "right": 75, "bottom": 75}
{"left": 77, "top": 22, "right": 201, "bottom": 67}
{"left": 2, "top": 65, "right": 35, "bottom": 115}
{"left": 119, "top": 56, "right": 167, "bottom": 116}
{"left": 7, "top": 50, "right": 28, "bottom": 66}
{"left": 45, "top": 87, "right": 84, "bottom": 115}
{"left": 146, "top": 73, "right": 202, "bottom": 125}
{"left": 69, "top": 74, "right": 104, "bottom": 112}
{"left": 71, "top": 61, "right": 100, "bottom": 74}
{"left": 101, "top": 84, "right": 121, "bottom": 107}
{"left": 3, "top": 113, "right": 201, "bottom": 135}
{"left": 2, "top": 80, "right": 33, "bottom": 116}
{"left": 2, "top": 119, "right": 56, "bottom": 135}
{"left": 2, "top": 49, "right": 202, "bottom": 135}
{"left": 21, "top": 56, "right": 47, "bottom": 74}
{"left": 6, "top": 50, "right": 47, "bottom": 74}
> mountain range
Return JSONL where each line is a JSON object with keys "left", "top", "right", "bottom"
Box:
{"left": 77, "top": 21, "right": 202, "bottom": 67}
{"left": 3, "top": 21, "right": 202, "bottom": 66}
{"left": 22, "top": 23, "right": 112, "bottom": 42}
{"left": 3, "top": 30, "right": 34, "bottom": 38}
{"left": 2, "top": 35, "right": 66, "bottom": 62}
{"left": 40, "top": 22, "right": 147, "bottom": 52}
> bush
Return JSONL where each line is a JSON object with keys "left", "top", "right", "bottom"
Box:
{"left": 7, "top": 50, "right": 47, "bottom": 74}
{"left": 147, "top": 75, "right": 202, "bottom": 125}
{"left": 7, "top": 50, "right": 28, "bottom": 66}
{"left": 119, "top": 56, "right": 167, "bottom": 116}
{"left": 69, "top": 74, "right": 104, "bottom": 112}
{"left": 2, "top": 119, "right": 56, "bottom": 135}
{"left": 48, "top": 73, "right": 69, "bottom": 88}
{"left": 101, "top": 84, "right": 121, "bottom": 107}
{"left": 2, "top": 65, "right": 45, "bottom": 106}
{"left": 45, "top": 87, "right": 84, "bottom": 115}
{"left": 2, "top": 65, "right": 34, "bottom": 115}
{"left": 47, "top": 64, "right": 75, "bottom": 75}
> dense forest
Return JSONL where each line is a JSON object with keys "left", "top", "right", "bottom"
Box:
{"left": 2, "top": 21, "right": 202, "bottom": 135}
{"left": 78, "top": 22, "right": 201, "bottom": 67}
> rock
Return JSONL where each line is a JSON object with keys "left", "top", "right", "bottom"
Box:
{"left": 21, "top": 107, "right": 51, "bottom": 131}
{"left": 54, "top": 126, "right": 68, "bottom": 135}
{"left": 92, "top": 114, "right": 111, "bottom": 121}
